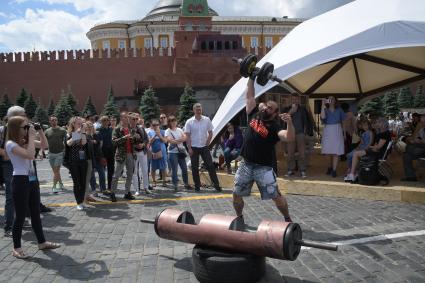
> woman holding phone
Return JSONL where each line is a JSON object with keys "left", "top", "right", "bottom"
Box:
{"left": 6, "top": 116, "right": 60, "bottom": 259}
{"left": 320, "top": 96, "right": 345, "bottom": 177}
{"left": 148, "top": 119, "right": 167, "bottom": 187}
{"left": 66, "top": 116, "right": 88, "bottom": 210}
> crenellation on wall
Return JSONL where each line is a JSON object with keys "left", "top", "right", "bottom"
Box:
{"left": 0, "top": 47, "right": 179, "bottom": 63}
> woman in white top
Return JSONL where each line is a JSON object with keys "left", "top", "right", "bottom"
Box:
{"left": 165, "top": 116, "right": 191, "bottom": 191}
{"left": 5, "top": 116, "right": 60, "bottom": 259}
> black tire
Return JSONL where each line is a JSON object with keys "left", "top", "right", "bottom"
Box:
{"left": 192, "top": 245, "right": 266, "bottom": 283}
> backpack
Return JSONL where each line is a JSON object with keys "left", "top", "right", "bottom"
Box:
{"left": 358, "top": 155, "right": 389, "bottom": 186}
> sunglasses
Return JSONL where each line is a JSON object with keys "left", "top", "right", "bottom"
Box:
{"left": 21, "top": 125, "right": 30, "bottom": 130}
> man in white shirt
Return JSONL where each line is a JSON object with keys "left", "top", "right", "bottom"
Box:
{"left": 184, "top": 103, "right": 221, "bottom": 192}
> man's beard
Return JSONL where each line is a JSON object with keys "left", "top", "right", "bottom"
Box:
{"left": 259, "top": 110, "right": 273, "bottom": 121}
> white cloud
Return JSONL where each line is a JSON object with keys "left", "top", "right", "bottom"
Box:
{"left": 0, "top": 9, "right": 93, "bottom": 51}
{"left": 212, "top": 0, "right": 353, "bottom": 18}
{"left": 0, "top": 0, "right": 352, "bottom": 52}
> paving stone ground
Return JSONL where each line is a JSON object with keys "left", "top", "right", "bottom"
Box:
{"left": 0, "top": 159, "right": 425, "bottom": 282}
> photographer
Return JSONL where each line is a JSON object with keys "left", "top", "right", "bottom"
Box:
{"left": 0, "top": 106, "right": 51, "bottom": 238}
{"left": 6, "top": 116, "right": 60, "bottom": 259}
{"left": 320, "top": 96, "right": 345, "bottom": 177}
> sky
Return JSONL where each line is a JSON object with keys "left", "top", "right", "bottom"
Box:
{"left": 0, "top": 0, "right": 353, "bottom": 52}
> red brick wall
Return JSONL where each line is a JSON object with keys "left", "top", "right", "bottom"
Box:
{"left": 0, "top": 48, "right": 245, "bottom": 112}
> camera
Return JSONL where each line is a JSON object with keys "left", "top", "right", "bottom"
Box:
{"left": 31, "top": 122, "right": 41, "bottom": 131}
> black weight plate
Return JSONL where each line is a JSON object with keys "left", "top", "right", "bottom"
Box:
{"left": 256, "top": 62, "right": 274, "bottom": 86}
{"left": 283, "top": 222, "right": 302, "bottom": 261}
{"left": 240, "top": 54, "right": 257, "bottom": 78}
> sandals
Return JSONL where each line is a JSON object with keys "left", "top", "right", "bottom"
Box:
{"left": 38, "top": 241, "right": 61, "bottom": 250}
{"left": 12, "top": 249, "right": 29, "bottom": 259}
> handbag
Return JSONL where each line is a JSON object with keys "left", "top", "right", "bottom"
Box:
{"left": 152, "top": 150, "right": 163, "bottom": 160}
{"left": 62, "top": 144, "right": 71, "bottom": 169}
{"left": 170, "top": 131, "right": 187, "bottom": 159}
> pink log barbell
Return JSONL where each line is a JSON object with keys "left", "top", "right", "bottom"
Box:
{"left": 141, "top": 209, "right": 337, "bottom": 261}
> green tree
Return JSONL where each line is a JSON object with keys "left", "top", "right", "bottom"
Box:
{"left": 65, "top": 86, "right": 79, "bottom": 116}
{"left": 47, "top": 97, "right": 56, "bottom": 116}
{"left": 382, "top": 90, "right": 399, "bottom": 118}
{"left": 397, "top": 87, "right": 413, "bottom": 109}
{"left": 0, "top": 92, "right": 13, "bottom": 119}
{"left": 101, "top": 85, "right": 120, "bottom": 119}
{"left": 54, "top": 94, "right": 73, "bottom": 126}
{"left": 413, "top": 85, "right": 425, "bottom": 108}
{"left": 139, "top": 86, "right": 160, "bottom": 123}
{"left": 16, "top": 88, "right": 28, "bottom": 107}
{"left": 82, "top": 96, "right": 97, "bottom": 117}
{"left": 33, "top": 100, "right": 49, "bottom": 126}
{"left": 359, "top": 96, "right": 384, "bottom": 117}
{"left": 178, "top": 83, "right": 197, "bottom": 124}
{"left": 24, "top": 93, "right": 38, "bottom": 119}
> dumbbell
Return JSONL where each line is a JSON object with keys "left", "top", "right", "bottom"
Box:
{"left": 232, "top": 54, "right": 283, "bottom": 86}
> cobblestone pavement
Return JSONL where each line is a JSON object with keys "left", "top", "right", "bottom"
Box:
{"left": 0, "top": 159, "right": 424, "bottom": 282}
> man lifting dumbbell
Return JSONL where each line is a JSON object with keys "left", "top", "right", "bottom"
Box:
{"left": 232, "top": 55, "right": 295, "bottom": 223}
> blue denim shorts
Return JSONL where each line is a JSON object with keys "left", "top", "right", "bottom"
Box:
{"left": 234, "top": 160, "right": 280, "bottom": 200}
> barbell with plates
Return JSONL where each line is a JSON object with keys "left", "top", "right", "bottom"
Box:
{"left": 232, "top": 54, "right": 283, "bottom": 86}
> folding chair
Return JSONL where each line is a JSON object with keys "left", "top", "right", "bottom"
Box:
{"left": 378, "top": 140, "right": 394, "bottom": 181}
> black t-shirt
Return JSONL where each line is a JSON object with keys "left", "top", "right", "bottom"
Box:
{"left": 240, "top": 107, "right": 284, "bottom": 167}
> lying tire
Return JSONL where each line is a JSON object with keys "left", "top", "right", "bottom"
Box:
{"left": 192, "top": 245, "right": 266, "bottom": 283}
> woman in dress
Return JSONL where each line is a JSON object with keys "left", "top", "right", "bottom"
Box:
{"left": 6, "top": 116, "right": 60, "bottom": 259}
{"left": 320, "top": 96, "right": 345, "bottom": 177}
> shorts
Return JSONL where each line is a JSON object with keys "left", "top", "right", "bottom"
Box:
{"left": 49, "top": 152, "right": 64, "bottom": 167}
{"left": 234, "top": 160, "right": 280, "bottom": 200}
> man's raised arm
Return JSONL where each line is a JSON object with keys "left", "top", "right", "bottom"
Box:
{"left": 246, "top": 79, "right": 256, "bottom": 115}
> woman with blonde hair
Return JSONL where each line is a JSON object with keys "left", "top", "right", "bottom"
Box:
{"left": 6, "top": 116, "right": 60, "bottom": 259}
{"left": 66, "top": 116, "right": 88, "bottom": 210}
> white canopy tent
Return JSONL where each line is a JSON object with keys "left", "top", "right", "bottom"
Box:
{"left": 212, "top": 0, "right": 425, "bottom": 140}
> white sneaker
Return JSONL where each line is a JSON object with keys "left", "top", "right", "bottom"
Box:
{"left": 344, "top": 174, "right": 354, "bottom": 182}
{"left": 301, "top": 171, "right": 307, "bottom": 178}
{"left": 134, "top": 191, "right": 140, "bottom": 196}
{"left": 76, "top": 205, "right": 84, "bottom": 211}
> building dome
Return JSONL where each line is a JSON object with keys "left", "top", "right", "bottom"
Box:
{"left": 144, "top": 0, "right": 218, "bottom": 20}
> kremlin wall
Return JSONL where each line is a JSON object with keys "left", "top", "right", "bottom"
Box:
{"left": 0, "top": 45, "right": 276, "bottom": 116}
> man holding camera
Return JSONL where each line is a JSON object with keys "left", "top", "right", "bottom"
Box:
{"left": 45, "top": 115, "right": 67, "bottom": 193}
{"left": 282, "top": 96, "right": 314, "bottom": 178}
